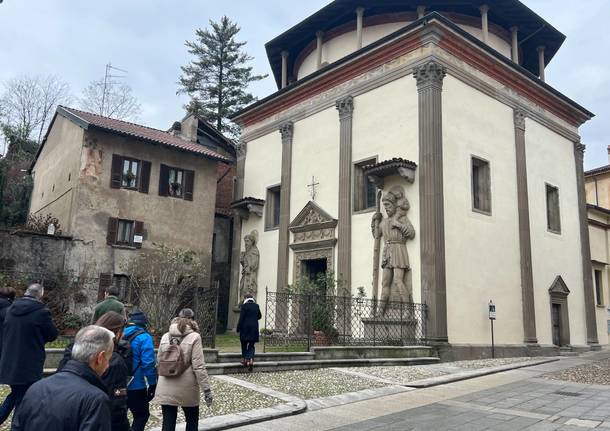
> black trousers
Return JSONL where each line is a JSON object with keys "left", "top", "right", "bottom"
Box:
{"left": 161, "top": 405, "right": 199, "bottom": 431}
{"left": 241, "top": 340, "right": 256, "bottom": 360}
{"left": 127, "top": 389, "right": 150, "bottom": 431}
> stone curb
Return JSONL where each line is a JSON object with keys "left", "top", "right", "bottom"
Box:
{"left": 405, "top": 358, "right": 560, "bottom": 388}
{"left": 306, "top": 385, "right": 414, "bottom": 411}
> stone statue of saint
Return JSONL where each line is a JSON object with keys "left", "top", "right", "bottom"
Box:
{"left": 239, "top": 230, "right": 260, "bottom": 300}
{"left": 371, "top": 186, "right": 416, "bottom": 315}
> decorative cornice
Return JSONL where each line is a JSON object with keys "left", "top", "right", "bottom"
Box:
{"left": 513, "top": 110, "right": 526, "bottom": 130}
{"left": 279, "top": 121, "right": 294, "bottom": 141}
{"left": 413, "top": 60, "right": 446, "bottom": 88}
{"left": 336, "top": 96, "right": 354, "bottom": 119}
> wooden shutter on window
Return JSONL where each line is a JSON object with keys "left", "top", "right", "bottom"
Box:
{"left": 133, "top": 221, "right": 144, "bottom": 249}
{"left": 158, "top": 164, "right": 169, "bottom": 196}
{"left": 98, "top": 273, "right": 112, "bottom": 301}
{"left": 107, "top": 217, "right": 118, "bottom": 245}
{"left": 139, "top": 161, "right": 151, "bottom": 194}
{"left": 184, "top": 170, "right": 195, "bottom": 201}
{"left": 110, "top": 155, "right": 123, "bottom": 189}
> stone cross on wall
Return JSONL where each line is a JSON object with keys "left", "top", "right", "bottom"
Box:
{"left": 308, "top": 176, "right": 320, "bottom": 201}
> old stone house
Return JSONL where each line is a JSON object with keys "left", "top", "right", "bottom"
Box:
{"left": 229, "top": 0, "right": 600, "bottom": 357}
{"left": 29, "top": 106, "right": 235, "bottom": 307}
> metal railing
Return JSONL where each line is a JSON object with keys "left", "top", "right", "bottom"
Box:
{"left": 263, "top": 289, "right": 428, "bottom": 352}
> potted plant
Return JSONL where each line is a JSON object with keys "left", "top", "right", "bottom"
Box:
{"left": 62, "top": 313, "right": 83, "bottom": 336}
{"left": 312, "top": 301, "right": 338, "bottom": 346}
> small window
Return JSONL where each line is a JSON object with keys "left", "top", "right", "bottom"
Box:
{"left": 168, "top": 168, "right": 185, "bottom": 198}
{"left": 266, "top": 185, "right": 281, "bottom": 230}
{"left": 595, "top": 269, "right": 603, "bottom": 306}
{"left": 472, "top": 157, "right": 491, "bottom": 214}
{"left": 546, "top": 184, "right": 561, "bottom": 233}
{"left": 121, "top": 158, "right": 140, "bottom": 189}
{"left": 354, "top": 158, "right": 377, "bottom": 212}
{"left": 68, "top": 172, "right": 71, "bottom": 182}
{"left": 116, "top": 219, "right": 134, "bottom": 245}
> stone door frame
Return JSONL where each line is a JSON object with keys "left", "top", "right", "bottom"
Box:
{"left": 549, "top": 276, "right": 570, "bottom": 347}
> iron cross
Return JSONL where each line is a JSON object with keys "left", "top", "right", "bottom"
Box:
{"left": 307, "top": 176, "right": 320, "bottom": 201}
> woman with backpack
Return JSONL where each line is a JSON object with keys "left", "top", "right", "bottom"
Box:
{"left": 236, "top": 293, "right": 261, "bottom": 372}
{"left": 153, "top": 308, "right": 213, "bottom": 431}
{"left": 57, "top": 311, "right": 131, "bottom": 431}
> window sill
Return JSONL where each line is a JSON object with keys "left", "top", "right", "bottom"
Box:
{"left": 547, "top": 229, "right": 562, "bottom": 236}
{"left": 265, "top": 226, "right": 280, "bottom": 232}
{"left": 472, "top": 208, "right": 492, "bottom": 217}
{"left": 111, "top": 244, "right": 138, "bottom": 251}
{"left": 597, "top": 305, "right": 606, "bottom": 309}
{"left": 353, "top": 207, "right": 376, "bottom": 215}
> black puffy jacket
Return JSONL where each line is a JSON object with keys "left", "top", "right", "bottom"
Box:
{"left": 12, "top": 359, "right": 111, "bottom": 431}
{"left": 0, "top": 297, "right": 12, "bottom": 359}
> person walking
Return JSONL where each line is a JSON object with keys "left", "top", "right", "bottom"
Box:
{"left": 124, "top": 309, "right": 157, "bottom": 431}
{"left": 236, "top": 293, "right": 261, "bottom": 372}
{"left": 93, "top": 285, "right": 125, "bottom": 322}
{"left": 153, "top": 308, "right": 213, "bottom": 431}
{"left": 57, "top": 312, "right": 131, "bottom": 431}
{"left": 0, "top": 283, "right": 58, "bottom": 425}
{"left": 0, "top": 286, "right": 16, "bottom": 359}
{"left": 12, "top": 325, "right": 114, "bottom": 431}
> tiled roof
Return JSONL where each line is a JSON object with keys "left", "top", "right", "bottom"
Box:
{"left": 59, "top": 106, "right": 232, "bottom": 163}
{"left": 585, "top": 164, "right": 610, "bottom": 177}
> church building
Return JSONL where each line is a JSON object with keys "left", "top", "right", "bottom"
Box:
{"left": 229, "top": 0, "right": 601, "bottom": 356}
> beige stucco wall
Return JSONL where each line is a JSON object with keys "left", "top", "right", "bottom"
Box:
{"left": 526, "top": 119, "right": 587, "bottom": 346}
{"left": 30, "top": 115, "right": 85, "bottom": 232}
{"left": 588, "top": 210, "right": 610, "bottom": 345}
{"left": 442, "top": 75, "right": 523, "bottom": 345}
{"left": 297, "top": 21, "right": 511, "bottom": 79}
{"left": 351, "top": 75, "right": 420, "bottom": 301}
{"left": 67, "top": 129, "right": 218, "bottom": 283}
{"left": 585, "top": 172, "right": 610, "bottom": 208}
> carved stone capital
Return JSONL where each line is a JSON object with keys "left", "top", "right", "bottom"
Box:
{"left": 513, "top": 110, "right": 526, "bottom": 130}
{"left": 279, "top": 121, "right": 294, "bottom": 141}
{"left": 236, "top": 141, "right": 247, "bottom": 158}
{"left": 413, "top": 60, "right": 446, "bottom": 88}
{"left": 336, "top": 96, "right": 354, "bottom": 119}
{"left": 574, "top": 142, "right": 586, "bottom": 155}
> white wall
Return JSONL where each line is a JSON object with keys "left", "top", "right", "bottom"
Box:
{"left": 526, "top": 119, "right": 587, "bottom": 346}
{"left": 351, "top": 75, "right": 420, "bottom": 300}
{"left": 443, "top": 76, "right": 523, "bottom": 345}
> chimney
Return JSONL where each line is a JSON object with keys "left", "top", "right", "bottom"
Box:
{"left": 607, "top": 146, "right": 610, "bottom": 165}
{"left": 170, "top": 121, "right": 182, "bottom": 137}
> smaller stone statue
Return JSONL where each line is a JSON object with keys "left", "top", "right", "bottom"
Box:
{"left": 371, "top": 186, "right": 416, "bottom": 315}
{"left": 239, "top": 230, "right": 260, "bottom": 300}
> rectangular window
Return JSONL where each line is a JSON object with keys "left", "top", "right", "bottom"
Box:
{"left": 121, "top": 158, "right": 140, "bottom": 189}
{"left": 546, "top": 184, "right": 561, "bottom": 233}
{"left": 111, "top": 155, "right": 150, "bottom": 193}
{"left": 595, "top": 269, "right": 603, "bottom": 306}
{"left": 159, "top": 164, "right": 194, "bottom": 201}
{"left": 266, "top": 185, "right": 281, "bottom": 230}
{"left": 116, "top": 219, "right": 134, "bottom": 245}
{"left": 354, "top": 158, "right": 377, "bottom": 212}
{"left": 168, "top": 168, "right": 185, "bottom": 198}
{"left": 472, "top": 157, "right": 491, "bottom": 214}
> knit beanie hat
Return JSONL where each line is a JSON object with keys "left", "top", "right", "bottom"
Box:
{"left": 128, "top": 309, "right": 149, "bottom": 328}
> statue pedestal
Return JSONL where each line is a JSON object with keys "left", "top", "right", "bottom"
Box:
{"left": 361, "top": 318, "right": 419, "bottom": 345}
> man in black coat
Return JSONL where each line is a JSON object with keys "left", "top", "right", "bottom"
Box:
{"left": 0, "top": 283, "right": 58, "bottom": 424}
{"left": 236, "top": 293, "right": 262, "bottom": 371}
{"left": 0, "top": 286, "right": 16, "bottom": 359}
{"left": 12, "top": 325, "right": 114, "bottom": 431}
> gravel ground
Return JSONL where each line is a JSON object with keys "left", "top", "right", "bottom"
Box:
{"left": 342, "top": 365, "right": 448, "bottom": 384}
{"left": 450, "top": 357, "right": 540, "bottom": 369}
{"left": 543, "top": 358, "right": 610, "bottom": 385}
{"left": 235, "top": 369, "right": 387, "bottom": 399}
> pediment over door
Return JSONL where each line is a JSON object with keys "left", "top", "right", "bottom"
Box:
{"left": 549, "top": 276, "right": 570, "bottom": 297}
{"left": 289, "top": 201, "right": 337, "bottom": 251}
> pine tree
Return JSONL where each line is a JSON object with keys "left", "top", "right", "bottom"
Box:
{"left": 179, "top": 16, "right": 266, "bottom": 138}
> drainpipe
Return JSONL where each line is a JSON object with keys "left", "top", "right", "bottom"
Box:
{"left": 417, "top": 5, "right": 426, "bottom": 19}
{"left": 480, "top": 5, "right": 489, "bottom": 44}
{"left": 511, "top": 26, "right": 519, "bottom": 63}
{"left": 316, "top": 31, "right": 324, "bottom": 69}
{"left": 281, "top": 51, "right": 289, "bottom": 88}
{"left": 356, "top": 7, "right": 364, "bottom": 49}
{"left": 537, "top": 46, "right": 546, "bottom": 82}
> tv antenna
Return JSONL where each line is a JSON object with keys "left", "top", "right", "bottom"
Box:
{"left": 101, "top": 62, "right": 128, "bottom": 115}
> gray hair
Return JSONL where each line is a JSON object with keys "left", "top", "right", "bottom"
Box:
{"left": 72, "top": 325, "right": 114, "bottom": 363}
{"left": 25, "top": 283, "right": 44, "bottom": 299}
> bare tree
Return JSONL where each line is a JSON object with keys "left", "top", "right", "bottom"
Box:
{"left": 0, "top": 75, "right": 72, "bottom": 143}
{"left": 80, "top": 80, "right": 142, "bottom": 121}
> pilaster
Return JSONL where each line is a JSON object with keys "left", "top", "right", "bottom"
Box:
{"left": 336, "top": 96, "right": 354, "bottom": 294}
{"left": 574, "top": 142, "right": 600, "bottom": 347}
{"left": 414, "top": 60, "right": 448, "bottom": 343}
{"left": 276, "top": 122, "right": 294, "bottom": 292}
{"left": 513, "top": 110, "right": 538, "bottom": 344}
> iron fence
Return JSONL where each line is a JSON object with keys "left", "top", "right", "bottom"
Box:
{"left": 0, "top": 269, "right": 219, "bottom": 348}
{"left": 263, "top": 289, "right": 428, "bottom": 352}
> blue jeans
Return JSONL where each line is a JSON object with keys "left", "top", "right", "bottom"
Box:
{"left": 241, "top": 340, "right": 256, "bottom": 360}
{"left": 0, "top": 383, "right": 32, "bottom": 424}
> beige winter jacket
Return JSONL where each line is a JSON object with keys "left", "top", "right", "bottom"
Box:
{"left": 152, "top": 322, "right": 212, "bottom": 407}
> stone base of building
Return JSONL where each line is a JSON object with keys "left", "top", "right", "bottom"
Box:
{"left": 434, "top": 343, "right": 562, "bottom": 362}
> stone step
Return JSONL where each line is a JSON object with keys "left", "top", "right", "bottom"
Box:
{"left": 205, "top": 356, "right": 440, "bottom": 375}
{"left": 216, "top": 352, "right": 315, "bottom": 363}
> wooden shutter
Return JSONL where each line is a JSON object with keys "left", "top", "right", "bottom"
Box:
{"left": 98, "top": 273, "right": 112, "bottom": 301}
{"left": 184, "top": 170, "right": 195, "bottom": 201}
{"left": 158, "top": 164, "right": 169, "bottom": 196}
{"left": 110, "top": 155, "right": 123, "bottom": 189}
{"left": 139, "top": 161, "right": 151, "bottom": 194}
{"left": 133, "top": 221, "right": 144, "bottom": 249}
{"left": 107, "top": 217, "right": 118, "bottom": 245}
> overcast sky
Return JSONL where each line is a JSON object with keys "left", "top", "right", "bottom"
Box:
{"left": 1, "top": 0, "right": 608, "bottom": 169}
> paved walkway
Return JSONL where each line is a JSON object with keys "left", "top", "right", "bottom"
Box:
{"left": 234, "top": 351, "right": 610, "bottom": 431}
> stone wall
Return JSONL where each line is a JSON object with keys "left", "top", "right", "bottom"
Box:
{"left": 0, "top": 229, "right": 72, "bottom": 274}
